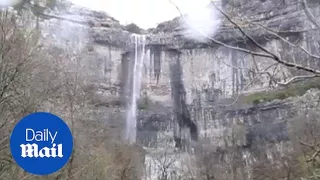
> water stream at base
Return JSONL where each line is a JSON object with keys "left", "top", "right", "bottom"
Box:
{"left": 125, "top": 34, "right": 146, "bottom": 144}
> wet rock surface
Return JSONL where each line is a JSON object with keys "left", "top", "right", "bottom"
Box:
{"left": 37, "top": 0, "right": 320, "bottom": 179}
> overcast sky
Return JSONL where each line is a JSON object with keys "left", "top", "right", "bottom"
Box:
{"left": 70, "top": 0, "right": 211, "bottom": 29}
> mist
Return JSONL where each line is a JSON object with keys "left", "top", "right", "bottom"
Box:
{"left": 70, "top": 0, "right": 221, "bottom": 33}
{"left": 179, "top": 1, "right": 221, "bottom": 42}
{"left": 0, "top": 0, "right": 22, "bottom": 7}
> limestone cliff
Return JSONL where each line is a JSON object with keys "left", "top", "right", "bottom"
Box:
{"left": 36, "top": 0, "right": 320, "bottom": 179}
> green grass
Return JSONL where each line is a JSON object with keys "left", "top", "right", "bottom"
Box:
{"left": 244, "top": 77, "right": 320, "bottom": 105}
{"left": 138, "top": 102, "right": 148, "bottom": 110}
{"left": 137, "top": 96, "right": 149, "bottom": 110}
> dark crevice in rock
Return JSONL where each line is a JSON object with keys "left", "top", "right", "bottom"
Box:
{"left": 246, "top": 120, "right": 290, "bottom": 147}
{"left": 137, "top": 105, "right": 172, "bottom": 148}
{"left": 100, "top": 23, "right": 111, "bottom": 28}
{"left": 168, "top": 48, "right": 198, "bottom": 149}
{"left": 120, "top": 51, "right": 134, "bottom": 104}
{"left": 40, "top": 13, "right": 88, "bottom": 24}
{"left": 150, "top": 45, "right": 162, "bottom": 84}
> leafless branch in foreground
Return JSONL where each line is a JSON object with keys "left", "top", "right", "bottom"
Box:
{"left": 209, "top": 1, "right": 320, "bottom": 74}
{"left": 301, "top": 0, "right": 320, "bottom": 30}
{"left": 244, "top": 20, "right": 320, "bottom": 60}
{"left": 168, "top": 0, "right": 320, "bottom": 74}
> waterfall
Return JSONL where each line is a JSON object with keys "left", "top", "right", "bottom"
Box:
{"left": 125, "top": 34, "right": 146, "bottom": 144}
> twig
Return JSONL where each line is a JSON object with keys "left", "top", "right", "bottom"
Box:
{"left": 301, "top": 0, "right": 320, "bottom": 30}
{"left": 168, "top": 0, "right": 277, "bottom": 59}
{"left": 168, "top": 0, "right": 320, "bottom": 74}
{"left": 246, "top": 20, "right": 320, "bottom": 60}
{"left": 222, "top": 63, "right": 278, "bottom": 106}
{"left": 209, "top": 1, "right": 320, "bottom": 74}
{"left": 307, "top": 149, "right": 320, "bottom": 162}
{"left": 277, "top": 75, "right": 319, "bottom": 86}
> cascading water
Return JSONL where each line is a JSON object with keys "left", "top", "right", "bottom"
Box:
{"left": 125, "top": 34, "right": 146, "bottom": 144}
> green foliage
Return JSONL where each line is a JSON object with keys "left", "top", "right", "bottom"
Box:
{"left": 13, "top": 0, "right": 67, "bottom": 17}
{"left": 138, "top": 96, "right": 149, "bottom": 110}
{"left": 244, "top": 77, "right": 320, "bottom": 104}
{"left": 306, "top": 169, "right": 320, "bottom": 180}
{"left": 125, "top": 23, "right": 143, "bottom": 34}
{"left": 45, "top": 0, "right": 57, "bottom": 9}
{"left": 297, "top": 155, "right": 310, "bottom": 175}
{"left": 30, "top": 4, "right": 47, "bottom": 16}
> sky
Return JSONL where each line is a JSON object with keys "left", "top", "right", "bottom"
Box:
{"left": 70, "top": 0, "right": 212, "bottom": 29}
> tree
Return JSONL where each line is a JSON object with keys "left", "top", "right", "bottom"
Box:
{"left": 0, "top": 6, "right": 58, "bottom": 179}
{"left": 169, "top": 0, "right": 320, "bottom": 82}
{"left": 0, "top": 3, "right": 145, "bottom": 180}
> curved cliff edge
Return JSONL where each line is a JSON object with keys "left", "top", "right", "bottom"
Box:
{"left": 41, "top": 0, "right": 320, "bottom": 50}
{"left": 35, "top": 1, "right": 320, "bottom": 179}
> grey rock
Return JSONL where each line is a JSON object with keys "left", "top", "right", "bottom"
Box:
{"left": 37, "top": 0, "right": 320, "bottom": 179}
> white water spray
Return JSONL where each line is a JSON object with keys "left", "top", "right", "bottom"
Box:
{"left": 176, "top": 0, "right": 221, "bottom": 42}
{"left": 125, "top": 34, "right": 146, "bottom": 144}
{"left": 0, "top": 0, "right": 22, "bottom": 7}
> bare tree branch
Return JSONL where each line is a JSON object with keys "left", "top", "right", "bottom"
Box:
{"left": 168, "top": 0, "right": 277, "bottom": 59}
{"left": 301, "top": 0, "right": 320, "bottom": 30}
{"left": 245, "top": 20, "right": 320, "bottom": 60}
{"left": 277, "top": 75, "right": 319, "bottom": 86}
{"left": 209, "top": 1, "right": 320, "bottom": 74}
{"left": 168, "top": 0, "right": 320, "bottom": 74}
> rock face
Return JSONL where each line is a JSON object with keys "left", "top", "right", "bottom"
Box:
{"left": 39, "top": 0, "right": 320, "bottom": 179}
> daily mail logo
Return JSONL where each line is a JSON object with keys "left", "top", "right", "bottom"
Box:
{"left": 20, "top": 128, "right": 63, "bottom": 158}
{"left": 10, "top": 112, "right": 73, "bottom": 175}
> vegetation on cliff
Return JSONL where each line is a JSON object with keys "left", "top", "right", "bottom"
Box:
{"left": 244, "top": 77, "right": 320, "bottom": 105}
{"left": 0, "top": 2, "right": 144, "bottom": 180}
{"left": 1, "top": 0, "right": 320, "bottom": 180}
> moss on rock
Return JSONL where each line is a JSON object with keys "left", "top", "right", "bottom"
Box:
{"left": 244, "top": 77, "right": 320, "bottom": 104}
